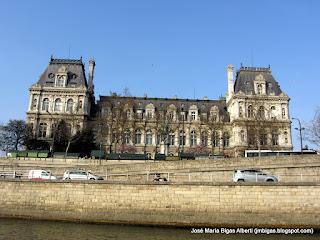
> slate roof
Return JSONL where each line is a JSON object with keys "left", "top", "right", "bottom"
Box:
{"left": 36, "top": 57, "right": 88, "bottom": 88}
{"left": 97, "top": 95, "right": 230, "bottom": 122}
{"left": 234, "top": 66, "right": 283, "bottom": 95}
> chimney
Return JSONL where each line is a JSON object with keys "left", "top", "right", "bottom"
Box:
{"left": 227, "top": 64, "right": 234, "bottom": 102}
{"left": 88, "top": 58, "right": 95, "bottom": 91}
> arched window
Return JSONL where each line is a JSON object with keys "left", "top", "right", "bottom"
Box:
{"left": 190, "top": 130, "right": 197, "bottom": 146}
{"left": 146, "top": 130, "right": 152, "bottom": 145}
{"left": 201, "top": 131, "right": 208, "bottom": 146}
{"left": 248, "top": 105, "right": 253, "bottom": 118}
{"left": 179, "top": 130, "right": 185, "bottom": 146}
{"left": 258, "top": 106, "right": 265, "bottom": 119}
{"left": 223, "top": 132, "right": 230, "bottom": 147}
{"left": 212, "top": 131, "right": 220, "bottom": 147}
{"left": 54, "top": 98, "right": 62, "bottom": 112}
{"left": 135, "top": 129, "right": 142, "bottom": 144}
{"left": 42, "top": 98, "right": 49, "bottom": 111}
{"left": 124, "top": 129, "right": 131, "bottom": 144}
{"left": 38, "top": 123, "right": 47, "bottom": 138}
{"left": 66, "top": 99, "right": 74, "bottom": 113}
{"left": 169, "top": 131, "right": 175, "bottom": 146}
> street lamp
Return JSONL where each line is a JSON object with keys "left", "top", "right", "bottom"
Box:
{"left": 46, "top": 110, "right": 55, "bottom": 154}
{"left": 292, "top": 117, "right": 305, "bottom": 154}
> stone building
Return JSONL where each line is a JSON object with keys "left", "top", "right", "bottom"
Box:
{"left": 26, "top": 57, "right": 293, "bottom": 157}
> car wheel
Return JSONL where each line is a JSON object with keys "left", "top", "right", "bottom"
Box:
{"left": 237, "top": 179, "right": 245, "bottom": 182}
{"left": 65, "top": 177, "right": 71, "bottom": 180}
{"left": 89, "top": 178, "right": 95, "bottom": 180}
{"left": 266, "top": 179, "right": 274, "bottom": 182}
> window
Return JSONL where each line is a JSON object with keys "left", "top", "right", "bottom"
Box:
{"left": 180, "top": 112, "right": 186, "bottom": 121}
{"left": 146, "top": 130, "right": 152, "bottom": 145}
{"left": 50, "top": 123, "right": 57, "bottom": 138}
{"left": 190, "top": 130, "right": 197, "bottom": 146}
{"left": 240, "top": 130, "right": 245, "bottom": 142}
{"left": 146, "top": 109, "right": 153, "bottom": 119}
{"left": 124, "top": 130, "right": 131, "bottom": 144}
{"left": 168, "top": 111, "right": 174, "bottom": 120}
{"left": 259, "top": 133, "right": 267, "bottom": 146}
{"left": 56, "top": 75, "right": 65, "bottom": 87}
{"left": 201, "top": 132, "right": 208, "bottom": 146}
{"left": 248, "top": 105, "right": 253, "bottom": 118}
{"left": 179, "top": 130, "right": 186, "bottom": 146}
{"left": 42, "top": 98, "right": 49, "bottom": 111}
{"left": 135, "top": 129, "right": 142, "bottom": 144}
{"left": 212, "top": 131, "right": 220, "bottom": 147}
{"left": 191, "top": 111, "right": 196, "bottom": 121}
{"left": 239, "top": 106, "right": 243, "bottom": 117}
{"left": 272, "top": 131, "right": 278, "bottom": 146}
{"left": 156, "top": 134, "right": 161, "bottom": 145}
{"left": 79, "top": 100, "right": 83, "bottom": 109}
{"left": 54, "top": 98, "right": 62, "bottom": 112}
{"left": 282, "top": 108, "right": 286, "bottom": 119}
{"left": 32, "top": 99, "right": 37, "bottom": 110}
{"left": 258, "top": 106, "right": 265, "bottom": 119}
{"left": 38, "top": 123, "right": 47, "bottom": 138}
{"left": 223, "top": 132, "right": 229, "bottom": 147}
{"left": 66, "top": 99, "right": 74, "bottom": 113}
{"left": 270, "top": 106, "right": 276, "bottom": 119}
{"left": 248, "top": 132, "right": 255, "bottom": 145}
{"left": 284, "top": 131, "right": 288, "bottom": 144}
{"left": 169, "top": 131, "right": 175, "bottom": 146}
{"left": 257, "top": 84, "right": 263, "bottom": 94}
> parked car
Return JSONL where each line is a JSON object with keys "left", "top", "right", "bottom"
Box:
{"left": 152, "top": 173, "right": 168, "bottom": 182}
{"left": 153, "top": 177, "right": 168, "bottom": 182}
{"left": 233, "top": 169, "right": 278, "bottom": 183}
{"left": 28, "top": 170, "right": 57, "bottom": 180}
{"left": 63, "top": 170, "right": 104, "bottom": 180}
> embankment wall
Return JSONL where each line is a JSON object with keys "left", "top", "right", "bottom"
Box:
{"left": 0, "top": 180, "right": 319, "bottom": 228}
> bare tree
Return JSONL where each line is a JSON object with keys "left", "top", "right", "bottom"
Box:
{"left": 305, "top": 107, "right": 320, "bottom": 149}
{"left": 0, "top": 120, "right": 27, "bottom": 151}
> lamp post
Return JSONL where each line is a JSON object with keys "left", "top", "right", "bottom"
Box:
{"left": 292, "top": 117, "right": 305, "bottom": 154}
{"left": 46, "top": 110, "right": 55, "bottom": 154}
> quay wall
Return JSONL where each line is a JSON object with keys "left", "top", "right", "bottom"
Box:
{"left": 0, "top": 180, "right": 319, "bottom": 228}
{"left": 0, "top": 155, "right": 319, "bottom": 183}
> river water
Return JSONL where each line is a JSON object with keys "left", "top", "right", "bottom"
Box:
{"left": 0, "top": 218, "right": 318, "bottom": 240}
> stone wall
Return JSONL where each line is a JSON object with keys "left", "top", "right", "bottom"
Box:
{"left": 0, "top": 155, "right": 320, "bottom": 183}
{"left": 0, "top": 180, "right": 319, "bottom": 228}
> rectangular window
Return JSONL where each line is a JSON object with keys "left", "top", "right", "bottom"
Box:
{"left": 191, "top": 111, "right": 196, "bottom": 121}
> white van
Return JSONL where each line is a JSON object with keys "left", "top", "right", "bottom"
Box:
{"left": 28, "top": 170, "right": 57, "bottom": 180}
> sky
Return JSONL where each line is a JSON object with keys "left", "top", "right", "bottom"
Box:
{"left": 0, "top": 0, "right": 319, "bottom": 151}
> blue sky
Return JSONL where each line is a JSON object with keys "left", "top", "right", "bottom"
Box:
{"left": 0, "top": 0, "right": 319, "bottom": 150}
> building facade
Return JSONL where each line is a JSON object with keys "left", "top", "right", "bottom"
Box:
{"left": 27, "top": 57, "right": 293, "bottom": 157}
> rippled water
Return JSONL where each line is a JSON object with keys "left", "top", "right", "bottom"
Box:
{"left": 0, "top": 218, "right": 318, "bottom": 240}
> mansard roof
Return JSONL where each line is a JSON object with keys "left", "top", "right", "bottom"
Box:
{"left": 97, "top": 95, "right": 230, "bottom": 122}
{"left": 36, "top": 57, "right": 88, "bottom": 88}
{"left": 234, "top": 66, "right": 283, "bottom": 96}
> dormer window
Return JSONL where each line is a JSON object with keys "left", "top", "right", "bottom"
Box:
{"left": 257, "top": 84, "right": 263, "bottom": 94}
{"left": 191, "top": 111, "right": 196, "bottom": 121}
{"left": 56, "top": 75, "right": 66, "bottom": 87}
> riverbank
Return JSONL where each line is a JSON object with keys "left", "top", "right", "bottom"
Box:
{"left": 0, "top": 180, "right": 319, "bottom": 228}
